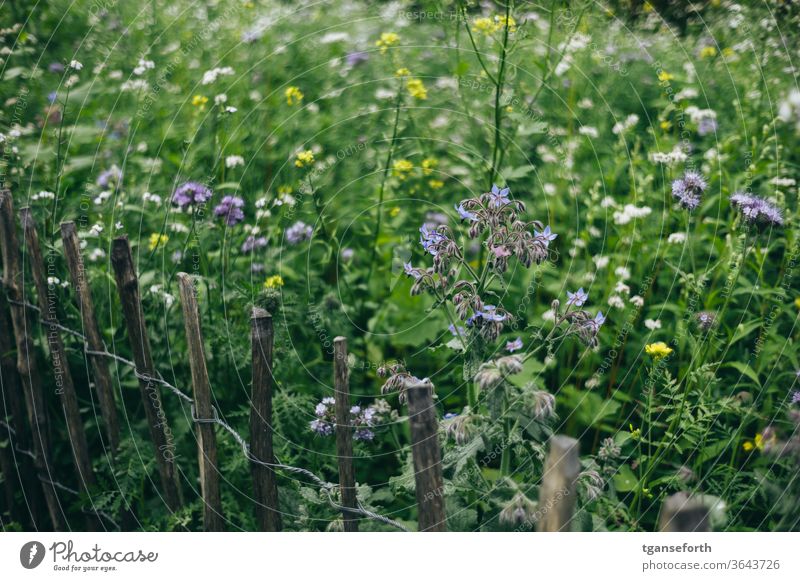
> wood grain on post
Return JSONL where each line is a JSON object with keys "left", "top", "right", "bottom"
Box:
{"left": 110, "top": 236, "right": 182, "bottom": 511}
{"left": 249, "top": 308, "right": 281, "bottom": 531}
{"left": 333, "top": 336, "right": 358, "bottom": 532}
{"left": 659, "top": 492, "right": 710, "bottom": 532}
{"left": 536, "top": 435, "right": 580, "bottom": 532}
{"left": 176, "top": 273, "right": 224, "bottom": 531}
{"left": 406, "top": 380, "right": 446, "bottom": 532}
{"left": 0, "top": 191, "right": 64, "bottom": 530}
{"left": 60, "top": 221, "right": 121, "bottom": 452}
{"left": 19, "top": 209, "right": 97, "bottom": 496}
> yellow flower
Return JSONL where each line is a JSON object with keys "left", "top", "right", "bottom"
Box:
{"left": 389, "top": 206, "right": 401, "bottom": 217}
{"left": 429, "top": 179, "right": 444, "bottom": 190}
{"left": 657, "top": 71, "right": 673, "bottom": 82}
{"left": 148, "top": 233, "right": 168, "bottom": 251}
{"left": 643, "top": 2, "right": 654, "bottom": 13}
{"left": 794, "top": 297, "right": 800, "bottom": 309}
{"left": 375, "top": 32, "right": 399, "bottom": 55}
{"left": 660, "top": 120, "right": 671, "bottom": 130}
{"left": 494, "top": 15, "right": 517, "bottom": 33}
{"left": 629, "top": 424, "right": 641, "bottom": 440}
{"left": 395, "top": 67, "right": 411, "bottom": 77}
{"left": 722, "top": 47, "right": 735, "bottom": 58}
{"left": 191, "top": 95, "right": 208, "bottom": 108}
{"left": 743, "top": 431, "right": 776, "bottom": 452}
{"left": 295, "top": 150, "right": 315, "bottom": 168}
{"left": 285, "top": 86, "right": 304, "bottom": 106}
{"left": 421, "top": 158, "right": 437, "bottom": 176}
{"left": 264, "top": 275, "right": 284, "bottom": 289}
{"left": 474, "top": 15, "right": 516, "bottom": 35}
{"left": 278, "top": 184, "right": 293, "bottom": 195}
{"left": 700, "top": 46, "right": 717, "bottom": 58}
{"left": 645, "top": 342, "right": 673, "bottom": 360}
{"left": 473, "top": 17, "right": 495, "bottom": 34}
{"left": 406, "top": 78, "right": 427, "bottom": 100}
{"left": 392, "top": 159, "right": 413, "bottom": 178}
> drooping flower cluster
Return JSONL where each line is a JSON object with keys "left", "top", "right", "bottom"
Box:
{"left": 552, "top": 291, "right": 606, "bottom": 348}
{"left": 172, "top": 181, "right": 212, "bottom": 208}
{"left": 671, "top": 170, "right": 707, "bottom": 210}
{"left": 474, "top": 354, "right": 523, "bottom": 391}
{"left": 309, "top": 397, "right": 391, "bottom": 441}
{"left": 729, "top": 192, "right": 784, "bottom": 227}
{"left": 378, "top": 363, "right": 434, "bottom": 403}
{"left": 213, "top": 195, "right": 245, "bottom": 226}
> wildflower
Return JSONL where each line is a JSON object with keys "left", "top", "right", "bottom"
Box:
{"left": 213, "top": 196, "right": 245, "bottom": 226}
{"left": 743, "top": 430, "right": 777, "bottom": 452}
{"left": 96, "top": 165, "right": 122, "bottom": 187}
{"left": 394, "top": 67, "right": 411, "bottom": 77}
{"left": 341, "top": 248, "right": 354, "bottom": 261}
{"left": 657, "top": 70, "right": 673, "bottom": 82}
{"left": 629, "top": 424, "right": 641, "bottom": 440}
{"left": 598, "top": 438, "right": 621, "bottom": 462}
{"left": 285, "top": 86, "right": 304, "bottom": 105}
{"left": 294, "top": 150, "right": 315, "bottom": 168}
{"left": 285, "top": 221, "right": 313, "bottom": 244}
{"left": 487, "top": 184, "right": 511, "bottom": 208}
{"left": 668, "top": 232, "right": 687, "bottom": 244}
{"left": 346, "top": 51, "right": 369, "bottom": 67}
{"left": 191, "top": 95, "right": 209, "bottom": 108}
{"left": 499, "top": 492, "right": 537, "bottom": 527}
{"left": 406, "top": 78, "right": 427, "bottom": 99}
{"left": 645, "top": 341, "right": 673, "bottom": 359}
{"left": 455, "top": 203, "right": 478, "bottom": 222}
{"left": 420, "top": 158, "right": 437, "bottom": 176}
{"left": 506, "top": 337, "right": 523, "bottom": 352}
{"left": 172, "top": 181, "right": 212, "bottom": 207}
{"left": 264, "top": 275, "right": 284, "bottom": 289}
{"left": 241, "top": 235, "right": 267, "bottom": 254}
{"left": 448, "top": 323, "right": 466, "bottom": 338}
{"left": 225, "top": 155, "right": 245, "bottom": 168}
{"left": 695, "top": 311, "right": 717, "bottom": 331}
{"left": 700, "top": 46, "right": 717, "bottom": 58}
{"left": 429, "top": 179, "right": 444, "bottom": 189}
{"left": 608, "top": 295, "right": 626, "bottom": 309}
{"left": 443, "top": 412, "right": 477, "bottom": 444}
{"left": 613, "top": 204, "right": 652, "bottom": 225}
{"left": 671, "top": 170, "right": 707, "bottom": 210}
{"left": 201, "top": 66, "right": 234, "bottom": 85}
{"left": 403, "top": 261, "right": 422, "bottom": 280}
{"left": 389, "top": 206, "right": 401, "bottom": 217}
{"left": 566, "top": 288, "right": 588, "bottom": 307}
{"left": 392, "top": 159, "right": 413, "bottom": 178}
{"left": 148, "top": 233, "right": 168, "bottom": 251}
{"left": 533, "top": 225, "right": 557, "bottom": 247}
{"left": 375, "top": 32, "right": 399, "bottom": 54}
{"left": 729, "top": 192, "right": 784, "bottom": 227}
{"left": 795, "top": 297, "right": 800, "bottom": 310}
{"left": 644, "top": 318, "right": 661, "bottom": 330}
{"left": 792, "top": 391, "right": 800, "bottom": 405}
{"left": 69, "top": 59, "right": 83, "bottom": 71}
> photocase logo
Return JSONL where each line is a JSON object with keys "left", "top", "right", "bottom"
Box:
{"left": 20, "top": 541, "right": 46, "bottom": 569}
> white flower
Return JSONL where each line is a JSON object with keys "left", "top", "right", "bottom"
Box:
{"left": 668, "top": 232, "right": 687, "bottom": 244}
{"left": 88, "top": 248, "right": 106, "bottom": 262}
{"left": 214, "top": 93, "right": 228, "bottom": 105}
{"left": 224, "top": 106, "right": 237, "bottom": 113}
{"left": 225, "top": 155, "right": 245, "bottom": 168}
{"left": 69, "top": 59, "right": 83, "bottom": 70}
{"left": 770, "top": 177, "right": 796, "bottom": 187}
{"left": 600, "top": 196, "right": 617, "bottom": 209}
{"left": 543, "top": 183, "right": 556, "bottom": 196}
{"left": 614, "top": 266, "right": 630, "bottom": 280}
{"left": 629, "top": 295, "right": 644, "bottom": 308}
{"left": 644, "top": 318, "right": 661, "bottom": 330}
{"left": 615, "top": 281, "right": 630, "bottom": 295}
{"left": 612, "top": 114, "right": 639, "bottom": 135}
{"left": 578, "top": 126, "right": 599, "bottom": 138}
{"left": 585, "top": 375, "right": 601, "bottom": 389}
{"left": 115, "top": 221, "right": 123, "bottom": 230}
{"left": 133, "top": 59, "right": 155, "bottom": 75}
{"left": 201, "top": 66, "right": 235, "bottom": 85}
{"left": 255, "top": 197, "right": 268, "bottom": 209}
{"left": 93, "top": 190, "right": 112, "bottom": 205}
{"left": 608, "top": 295, "right": 626, "bottom": 309}
{"left": 593, "top": 255, "right": 610, "bottom": 269}
{"left": 649, "top": 145, "right": 688, "bottom": 165}
{"left": 65, "top": 75, "right": 79, "bottom": 88}
{"left": 88, "top": 223, "right": 104, "bottom": 237}
{"left": 542, "top": 309, "right": 556, "bottom": 322}
{"left": 613, "top": 204, "right": 652, "bottom": 225}
{"left": 143, "top": 192, "right": 162, "bottom": 205}
{"left": 32, "top": 190, "right": 56, "bottom": 201}
{"left": 47, "top": 276, "right": 61, "bottom": 286}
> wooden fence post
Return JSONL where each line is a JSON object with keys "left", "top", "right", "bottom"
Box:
{"left": 536, "top": 435, "right": 580, "bottom": 532}
{"left": 19, "top": 209, "right": 97, "bottom": 512}
{"left": 110, "top": 235, "right": 182, "bottom": 511}
{"left": 333, "top": 337, "right": 358, "bottom": 532}
{"left": 177, "top": 273, "right": 224, "bottom": 531}
{"left": 60, "top": 221, "right": 121, "bottom": 453}
{"left": 250, "top": 308, "right": 281, "bottom": 531}
{"left": 659, "top": 492, "right": 710, "bottom": 532}
{"left": 406, "top": 380, "right": 446, "bottom": 532}
{"left": 0, "top": 191, "right": 64, "bottom": 530}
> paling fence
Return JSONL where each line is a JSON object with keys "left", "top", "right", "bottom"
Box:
{"left": 0, "top": 190, "right": 707, "bottom": 532}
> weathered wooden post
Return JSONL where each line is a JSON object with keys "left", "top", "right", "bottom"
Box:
{"left": 659, "top": 492, "right": 710, "bottom": 532}
{"left": 333, "top": 336, "right": 358, "bottom": 532}
{"left": 177, "top": 273, "right": 224, "bottom": 531}
{"left": 536, "top": 435, "right": 580, "bottom": 532}
{"left": 0, "top": 191, "right": 64, "bottom": 530}
{"left": 60, "top": 221, "right": 121, "bottom": 453}
{"left": 249, "top": 308, "right": 281, "bottom": 531}
{"left": 110, "top": 235, "right": 182, "bottom": 511}
{"left": 19, "top": 208, "right": 97, "bottom": 513}
{"left": 406, "top": 380, "right": 446, "bottom": 532}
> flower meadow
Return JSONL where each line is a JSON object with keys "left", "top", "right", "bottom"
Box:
{"left": 1, "top": 0, "right": 800, "bottom": 533}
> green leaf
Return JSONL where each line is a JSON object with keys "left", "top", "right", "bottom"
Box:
{"left": 613, "top": 464, "right": 638, "bottom": 492}
{"left": 722, "top": 361, "right": 760, "bottom": 387}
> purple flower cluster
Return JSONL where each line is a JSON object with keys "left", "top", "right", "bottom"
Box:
{"left": 671, "top": 171, "right": 707, "bottom": 211}
{"left": 213, "top": 195, "right": 245, "bottom": 226}
{"left": 172, "top": 181, "right": 213, "bottom": 208}
{"left": 309, "top": 397, "right": 388, "bottom": 441}
{"left": 241, "top": 235, "right": 267, "bottom": 254}
{"left": 285, "top": 221, "right": 313, "bottom": 244}
{"left": 97, "top": 165, "right": 123, "bottom": 188}
{"left": 729, "top": 192, "right": 784, "bottom": 227}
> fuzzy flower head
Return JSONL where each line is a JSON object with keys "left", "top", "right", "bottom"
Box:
{"left": 645, "top": 341, "right": 673, "bottom": 360}
{"left": 285, "top": 221, "right": 313, "bottom": 244}
{"left": 172, "top": 181, "right": 212, "bottom": 208}
{"left": 671, "top": 170, "right": 707, "bottom": 210}
{"left": 213, "top": 195, "right": 245, "bottom": 226}
{"left": 729, "top": 192, "right": 784, "bottom": 228}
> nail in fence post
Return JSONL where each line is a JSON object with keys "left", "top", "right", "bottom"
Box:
{"left": 0, "top": 192, "right": 64, "bottom": 530}
{"left": 177, "top": 273, "right": 224, "bottom": 531}
{"left": 250, "top": 308, "right": 281, "bottom": 531}
{"left": 19, "top": 208, "right": 99, "bottom": 529}
{"left": 333, "top": 337, "right": 358, "bottom": 532}
{"left": 659, "top": 492, "right": 710, "bottom": 532}
{"left": 60, "top": 221, "right": 121, "bottom": 452}
{"left": 110, "top": 236, "right": 182, "bottom": 511}
{"left": 406, "top": 380, "right": 446, "bottom": 532}
{"left": 536, "top": 435, "right": 580, "bottom": 532}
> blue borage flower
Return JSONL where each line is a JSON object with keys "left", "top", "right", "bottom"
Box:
{"left": 309, "top": 397, "right": 390, "bottom": 441}
{"left": 455, "top": 202, "right": 478, "bottom": 222}
{"left": 566, "top": 287, "right": 588, "bottom": 307}
{"left": 488, "top": 184, "right": 511, "bottom": 208}
{"left": 506, "top": 337, "right": 523, "bottom": 352}
{"left": 730, "top": 192, "right": 784, "bottom": 227}
{"left": 533, "top": 225, "right": 558, "bottom": 246}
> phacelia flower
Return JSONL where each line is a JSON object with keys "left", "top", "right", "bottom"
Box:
{"left": 172, "top": 181, "right": 212, "bottom": 207}
{"left": 285, "top": 221, "right": 313, "bottom": 244}
{"left": 694, "top": 311, "right": 716, "bottom": 331}
{"left": 671, "top": 170, "right": 707, "bottom": 210}
{"left": 729, "top": 192, "right": 784, "bottom": 227}
{"left": 285, "top": 86, "right": 304, "bottom": 105}
{"left": 96, "top": 165, "right": 123, "bottom": 187}
{"left": 213, "top": 195, "right": 245, "bottom": 226}
{"left": 645, "top": 341, "right": 673, "bottom": 359}
{"left": 294, "top": 150, "right": 315, "bottom": 168}
{"left": 241, "top": 235, "right": 267, "bottom": 254}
